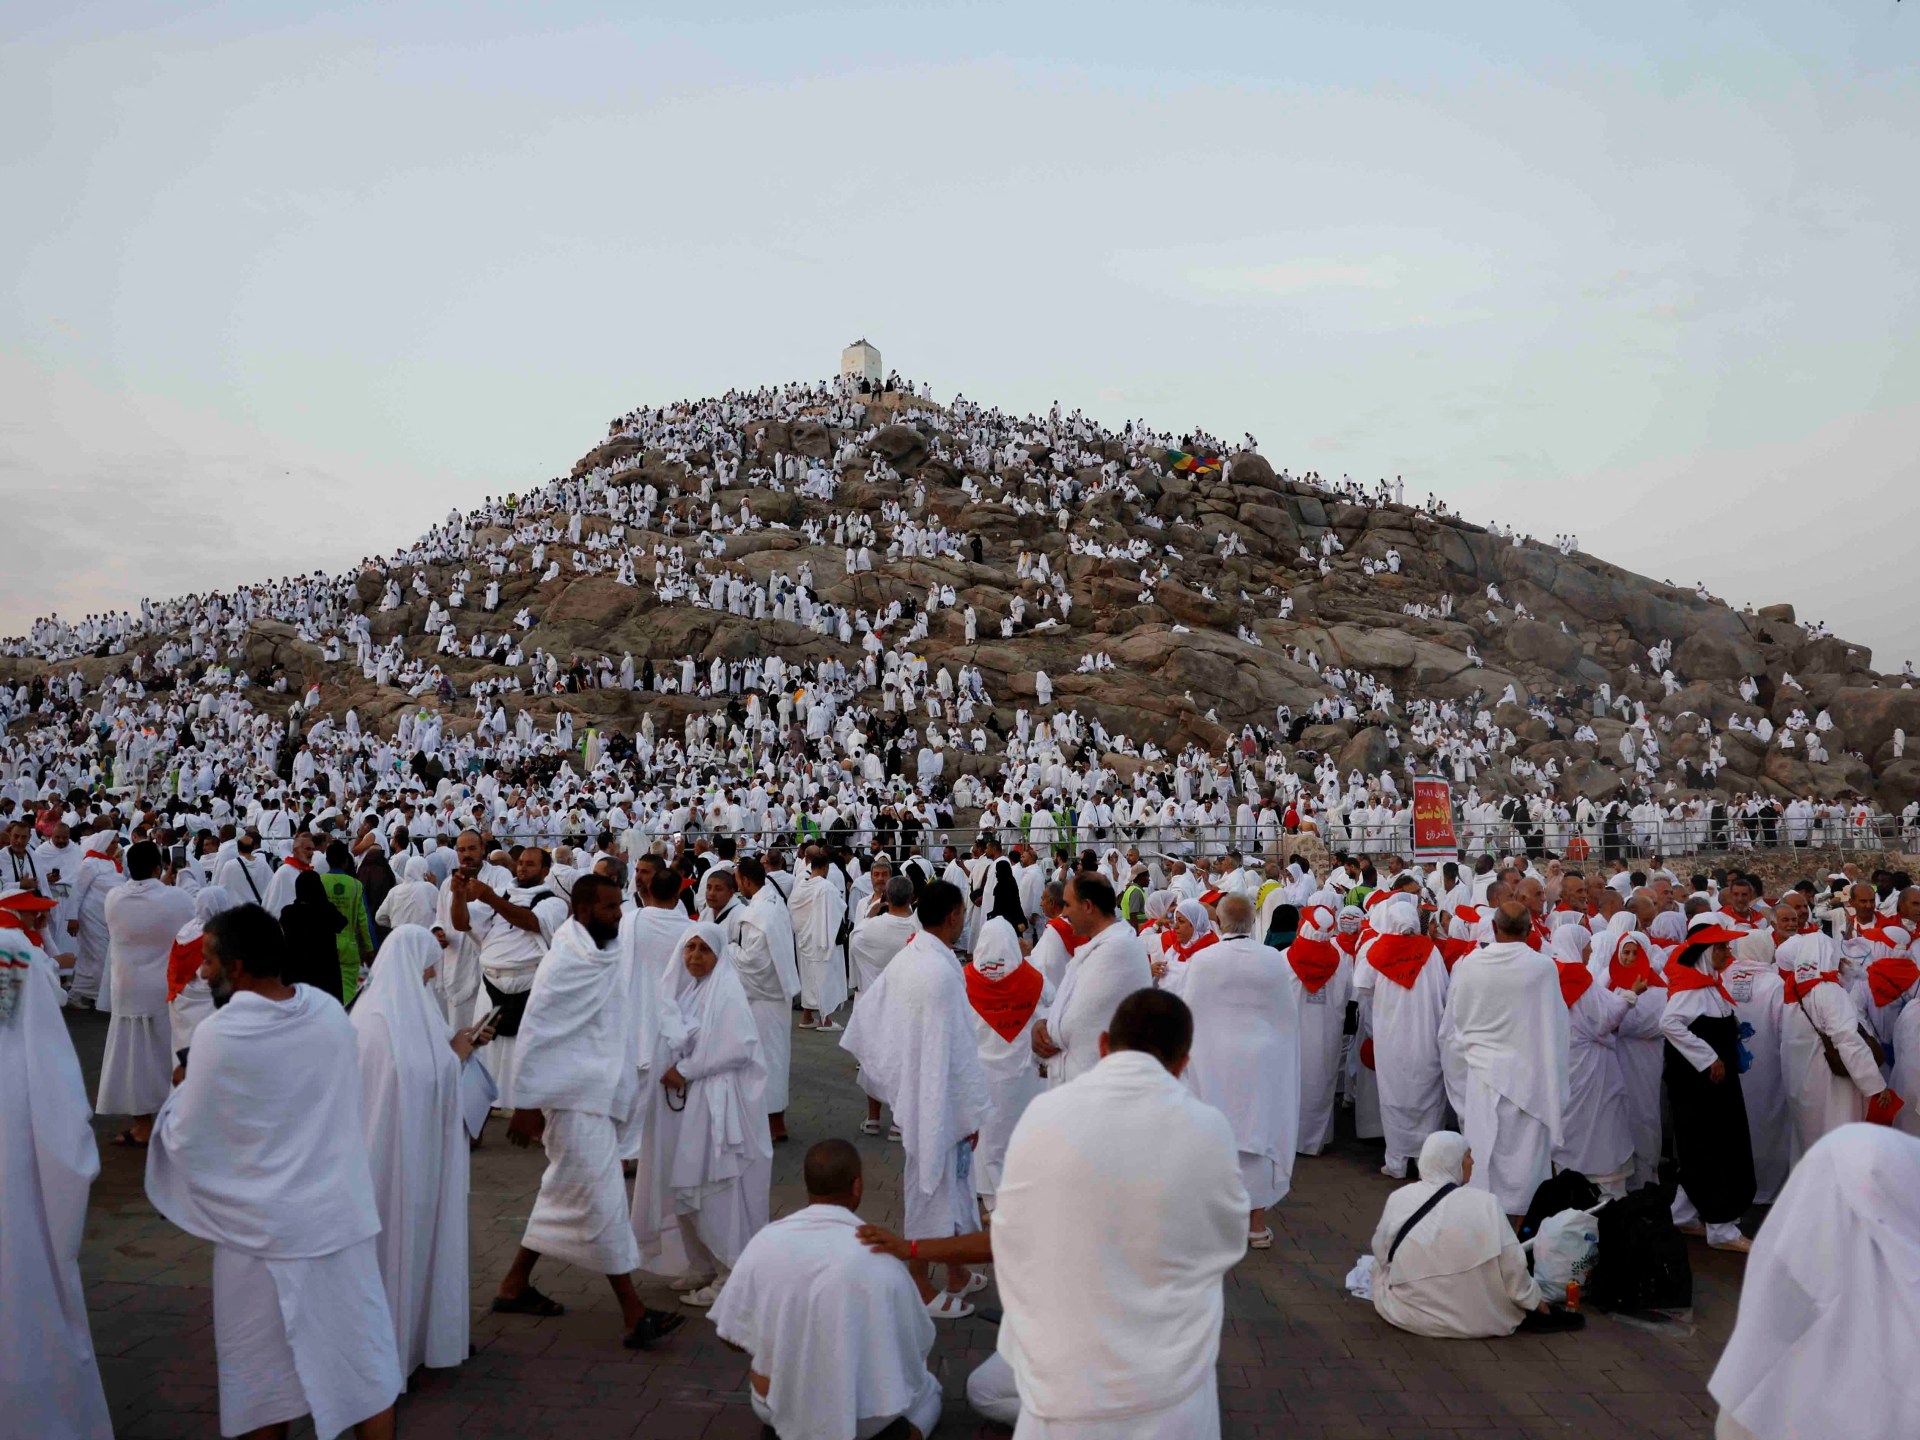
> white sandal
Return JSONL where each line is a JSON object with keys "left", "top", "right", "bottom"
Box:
{"left": 1248, "top": 1229, "right": 1274, "bottom": 1250}
{"left": 669, "top": 1272, "right": 716, "bottom": 1292}
{"left": 860, "top": 1119, "right": 883, "bottom": 1136}
{"left": 926, "top": 1289, "right": 974, "bottom": 1319}
{"left": 958, "top": 1269, "right": 990, "bottom": 1296}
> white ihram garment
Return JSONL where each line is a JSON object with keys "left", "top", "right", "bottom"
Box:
{"left": 1440, "top": 939, "right": 1569, "bottom": 1215}
{"left": 994, "top": 1051, "right": 1247, "bottom": 1438}
{"left": 1371, "top": 1132, "right": 1542, "bottom": 1339}
{"left": 1778, "top": 934, "right": 1886, "bottom": 1166}
{"left": 964, "top": 918, "right": 1050, "bottom": 1202}
{"left": 1183, "top": 934, "right": 1301, "bottom": 1207}
{"left": 843, "top": 928, "right": 992, "bottom": 1237}
{"left": 1549, "top": 930, "right": 1636, "bottom": 1190}
{"left": 1283, "top": 923, "right": 1352, "bottom": 1155}
{"left": 632, "top": 923, "right": 772, "bottom": 1274}
{"left": 1354, "top": 907, "right": 1450, "bottom": 1173}
{"left": 789, "top": 870, "right": 849, "bottom": 1016}
{"left": 97, "top": 878, "right": 196, "bottom": 1115}
{"left": 620, "top": 905, "right": 689, "bottom": 1157}
{"left": 144, "top": 986, "right": 402, "bottom": 1438}
{"left": 511, "top": 919, "right": 649, "bottom": 1275}
{"left": 1723, "top": 934, "right": 1791, "bottom": 1203}
{"left": 850, "top": 908, "right": 917, "bottom": 992}
{"left": 735, "top": 888, "right": 800, "bottom": 1112}
{"left": 1042, "top": 919, "right": 1151, "bottom": 1087}
{"left": 1710, "top": 1126, "right": 1920, "bottom": 1440}
{"left": 0, "top": 936, "right": 112, "bottom": 1439}
{"left": 711, "top": 1205, "right": 942, "bottom": 1440}
{"left": 351, "top": 926, "right": 469, "bottom": 1380}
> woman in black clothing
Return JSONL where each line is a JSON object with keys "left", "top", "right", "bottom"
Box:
{"left": 280, "top": 869, "right": 347, "bottom": 1001}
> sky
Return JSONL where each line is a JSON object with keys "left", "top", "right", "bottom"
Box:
{"left": 4, "top": 2, "right": 1916, "bottom": 667}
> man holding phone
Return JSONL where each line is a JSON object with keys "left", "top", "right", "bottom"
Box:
{"left": 449, "top": 841, "right": 567, "bottom": 1111}
{"left": 434, "top": 830, "right": 510, "bottom": 1047}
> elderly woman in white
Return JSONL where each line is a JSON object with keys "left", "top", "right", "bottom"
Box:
{"left": 1369, "top": 1132, "right": 1549, "bottom": 1339}
{"left": 630, "top": 921, "right": 771, "bottom": 1309}
{"left": 1154, "top": 898, "right": 1218, "bottom": 995}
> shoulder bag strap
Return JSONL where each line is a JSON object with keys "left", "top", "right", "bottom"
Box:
{"left": 1388, "top": 1182, "right": 1459, "bottom": 1265}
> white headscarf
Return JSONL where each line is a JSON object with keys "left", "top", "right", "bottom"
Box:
{"left": 1710, "top": 1125, "right": 1920, "bottom": 1440}
{"left": 1417, "top": 1130, "right": 1471, "bottom": 1185}
{"left": 1777, "top": 931, "right": 1836, "bottom": 986}
{"left": 404, "top": 855, "right": 435, "bottom": 884}
{"left": 1376, "top": 1130, "right": 1510, "bottom": 1284}
{"left": 1373, "top": 897, "right": 1421, "bottom": 937}
{"left": 656, "top": 919, "right": 769, "bottom": 1197}
{"left": 1175, "top": 898, "right": 1215, "bottom": 944}
{"left": 1549, "top": 926, "right": 1589, "bottom": 969}
{"left": 972, "top": 915, "right": 1025, "bottom": 981}
{"left": 354, "top": 924, "right": 454, "bottom": 1058}
{"left": 174, "top": 883, "right": 236, "bottom": 947}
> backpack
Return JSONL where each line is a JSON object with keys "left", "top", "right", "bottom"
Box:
{"left": 1587, "top": 1187, "right": 1692, "bottom": 1315}
{"left": 1520, "top": 1169, "right": 1602, "bottom": 1244}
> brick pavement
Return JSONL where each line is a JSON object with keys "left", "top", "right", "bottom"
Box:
{"left": 69, "top": 1006, "right": 1741, "bottom": 1439}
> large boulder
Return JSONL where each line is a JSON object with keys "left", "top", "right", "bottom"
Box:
{"left": 1673, "top": 626, "right": 1763, "bottom": 683}
{"left": 1324, "top": 624, "right": 1414, "bottom": 671}
{"left": 1226, "top": 452, "right": 1276, "bottom": 488}
{"left": 870, "top": 424, "right": 929, "bottom": 470}
{"left": 788, "top": 418, "right": 833, "bottom": 459}
{"left": 1503, "top": 618, "right": 1577, "bottom": 673}
{"left": 1237, "top": 502, "right": 1300, "bottom": 550}
{"left": 1337, "top": 726, "right": 1391, "bottom": 776}
{"left": 1825, "top": 688, "right": 1920, "bottom": 760}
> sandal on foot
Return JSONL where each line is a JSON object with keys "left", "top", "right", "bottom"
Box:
{"left": 887, "top": 1124, "right": 903, "bottom": 1143}
{"left": 1248, "top": 1228, "right": 1274, "bottom": 1250}
{"left": 110, "top": 1129, "right": 148, "bottom": 1148}
{"left": 623, "top": 1309, "right": 688, "bottom": 1350}
{"left": 958, "top": 1270, "right": 990, "bottom": 1296}
{"left": 490, "top": 1286, "right": 565, "bottom": 1317}
{"left": 1708, "top": 1234, "right": 1753, "bottom": 1254}
{"left": 669, "top": 1272, "right": 717, "bottom": 1293}
{"left": 926, "top": 1289, "right": 974, "bottom": 1320}
{"left": 860, "top": 1119, "right": 883, "bottom": 1135}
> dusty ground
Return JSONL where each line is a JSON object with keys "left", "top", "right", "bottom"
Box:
{"left": 73, "top": 1006, "right": 1743, "bottom": 1440}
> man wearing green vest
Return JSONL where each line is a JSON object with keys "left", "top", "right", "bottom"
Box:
{"left": 1118, "top": 865, "right": 1150, "bottom": 928}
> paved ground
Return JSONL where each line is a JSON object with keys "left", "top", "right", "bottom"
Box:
{"left": 72, "top": 1006, "right": 1743, "bottom": 1439}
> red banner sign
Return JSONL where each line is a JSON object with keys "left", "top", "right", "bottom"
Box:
{"left": 1411, "top": 776, "right": 1457, "bottom": 861}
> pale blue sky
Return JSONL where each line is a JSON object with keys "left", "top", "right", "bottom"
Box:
{"left": 4, "top": 3, "right": 1915, "bottom": 665}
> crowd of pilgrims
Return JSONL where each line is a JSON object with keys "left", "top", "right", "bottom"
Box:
{"left": 7, "top": 374, "right": 1912, "bottom": 872}
{"left": 4, "top": 372, "right": 1918, "bottom": 1439}
{"left": 7, "top": 784, "right": 1920, "bottom": 1439}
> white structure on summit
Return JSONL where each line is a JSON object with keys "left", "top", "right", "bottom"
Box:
{"left": 841, "top": 339, "right": 881, "bottom": 386}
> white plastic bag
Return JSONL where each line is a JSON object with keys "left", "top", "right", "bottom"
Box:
{"left": 1532, "top": 1209, "right": 1600, "bottom": 1301}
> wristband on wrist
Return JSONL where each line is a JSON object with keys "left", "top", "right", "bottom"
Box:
{"left": 909, "top": 1241, "right": 919, "bottom": 1260}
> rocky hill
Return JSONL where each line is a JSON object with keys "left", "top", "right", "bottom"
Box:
{"left": 11, "top": 383, "right": 1919, "bottom": 813}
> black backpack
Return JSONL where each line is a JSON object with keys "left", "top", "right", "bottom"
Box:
{"left": 1587, "top": 1187, "right": 1692, "bottom": 1315}
{"left": 1520, "top": 1169, "right": 1602, "bottom": 1244}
